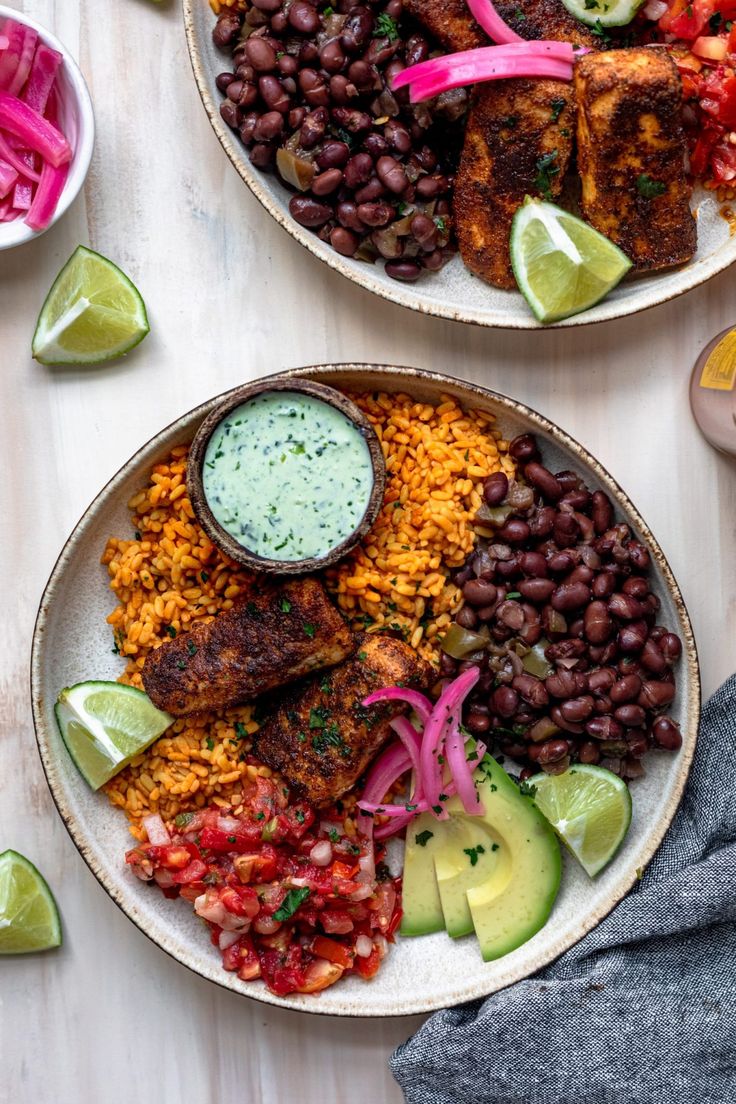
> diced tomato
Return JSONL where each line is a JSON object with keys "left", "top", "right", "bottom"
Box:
{"left": 171, "top": 859, "right": 208, "bottom": 885}
{"left": 370, "top": 882, "right": 397, "bottom": 934}
{"left": 283, "top": 805, "right": 315, "bottom": 839}
{"left": 198, "top": 825, "right": 261, "bottom": 852}
{"left": 222, "top": 934, "right": 261, "bottom": 980}
{"left": 312, "top": 935, "right": 354, "bottom": 969}
{"left": 220, "top": 885, "right": 260, "bottom": 919}
{"left": 259, "top": 944, "right": 308, "bottom": 995}
{"left": 321, "top": 909, "right": 354, "bottom": 935}
{"left": 661, "top": 0, "right": 713, "bottom": 38}
{"left": 354, "top": 945, "right": 382, "bottom": 979}
{"left": 331, "top": 860, "right": 358, "bottom": 880}
{"left": 711, "top": 138, "right": 736, "bottom": 178}
{"left": 296, "top": 958, "right": 344, "bottom": 993}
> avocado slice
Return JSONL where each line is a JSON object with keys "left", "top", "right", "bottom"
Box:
{"left": 434, "top": 813, "right": 505, "bottom": 938}
{"left": 400, "top": 814, "right": 445, "bottom": 936}
{"left": 466, "top": 757, "right": 561, "bottom": 961}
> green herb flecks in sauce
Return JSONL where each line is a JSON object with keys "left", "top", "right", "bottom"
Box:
{"left": 202, "top": 391, "right": 373, "bottom": 562}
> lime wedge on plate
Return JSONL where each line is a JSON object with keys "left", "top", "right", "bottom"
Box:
{"left": 561, "top": 0, "right": 644, "bottom": 26}
{"left": 510, "top": 198, "right": 632, "bottom": 323}
{"left": 32, "top": 245, "right": 149, "bottom": 365}
{"left": 54, "top": 681, "right": 173, "bottom": 789}
{"left": 527, "top": 764, "right": 632, "bottom": 877}
{"left": 0, "top": 850, "right": 62, "bottom": 954}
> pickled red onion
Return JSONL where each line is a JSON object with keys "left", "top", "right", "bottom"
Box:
{"left": 362, "top": 685, "right": 433, "bottom": 723}
{"left": 465, "top": 0, "right": 524, "bottom": 43}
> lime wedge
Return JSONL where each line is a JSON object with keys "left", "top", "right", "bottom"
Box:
{"left": 0, "top": 851, "right": 62, "bottom": 954}
{"left": 510, "top": 197, "right": 632, "bottom": 323}
{"left": 527, "top": 764, "right": 632, "bottom": 877}
{"left": 54, "top": 681, "right": 173, "bottom": 789}
{"left": 561, "top": 0, "right": 644, "bottom": 26}
{"left": 32, "top": 246, "right": 149, "bottom": 365}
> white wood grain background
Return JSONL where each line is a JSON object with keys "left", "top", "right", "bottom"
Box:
{"left": 1, "top": 1, "right": 735, "bottom": 1101}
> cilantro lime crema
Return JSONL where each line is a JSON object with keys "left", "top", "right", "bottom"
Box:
{"left": 202, "top": 391, "right": 374, "bottom": 562}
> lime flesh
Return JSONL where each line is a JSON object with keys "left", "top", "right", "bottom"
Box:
{"left": 0, "top": 851, "right": 62, "bottom": 954}
{"left": 527, "top": 764, "right": 633, "bottom": 877}
{"left": 54, "top": 681, "right": 173, "bottom": 789}
{"left": 32, "top": 245, "right": 149, "bottom": 365}
{"left": 511, "top": 197, "right": 632, "bottom": 323}
{"left": 561, "top": 0, "right": 645, "bottom": 26}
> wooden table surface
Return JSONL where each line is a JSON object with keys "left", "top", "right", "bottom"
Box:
{"left": 1, "top": 2, "right": 735, "bottom": 1101}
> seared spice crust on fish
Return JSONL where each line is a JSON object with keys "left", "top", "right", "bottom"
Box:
{"left": 574, "top": 49, "right": 696, "bottom": 270}
{"left": 451, "top": 1, "right": 600, "bottom": 289}
{"left": 403, "top": 0, "right": 486, "bottom": 52}
{"left": 142, "top": 577, "right": 355, "bottom": 716}
{"left": 455, "top": 80, "right": 578, "bottom": 289}
{"left": 254, "top": 634, "right": 433, "bottom": 807}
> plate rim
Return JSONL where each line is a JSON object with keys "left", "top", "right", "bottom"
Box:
{"left": 30, "top": 363, "right": 701, "bottom": 1017}
{"left": 181, "top": 0, "right": 736, "bottom": 331}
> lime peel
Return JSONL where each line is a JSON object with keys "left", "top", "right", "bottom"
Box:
{"left": 510, "top": 197, "right": 632, "bottom": 323}
{"left": 527, "top": 764, "right": 633, "bottom": 877}
{"left": 54, "top": 681, "right": 173, "bottom": 790}
{"left": 32, "top": 245, "right": 149, "bottom": 366}
{"left": 0, "top": 850, "right": 62, "bottom": 954}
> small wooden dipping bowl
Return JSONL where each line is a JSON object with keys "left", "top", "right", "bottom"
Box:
{"left": 187, "top": 376, "right": 386, "bottom": 575}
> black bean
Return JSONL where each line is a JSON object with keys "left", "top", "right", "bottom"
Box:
{"left": 509, "top": 435, "right": 539, "bottom": 463}
{"left": 254, "top": 111, "right": 284, "bottom": 140}
{"left": 250, "top": 142, "right": 275, "bottom": 168}
{"left": 331, "top": 107, "right": 372, "bottom": 132}
{"left": 317, "top": 141, "right": 350, "bottom": 170}
{"left": 553, "top": 512, "right": 580, "bottom": 548}
{"left": 518, "top": 577, "right": 555, "bottom": 603}
{"left": 551, "top": 704, "right": 585, "bottom": 735}
{"left": 638, "top": 680, "right": 676, "bottom": 709}
{"left": 512, "top": 674, "right": 549, "bottom": 709}
{"left": 538, "top": 739, "right": 570, "bottom": 766}
{"left": 289, "top": 0, "right": 320, "bottom": 33}
{"left": 259, "top": 75, "right": 290, "bottom": 112}
{"left": 610, "top": 674, "right": 642, "bottom": 703}
{"left": 213, "top": 11, "right": 242, "bottom": 48}
{"left": 343, "top": 152, "right": 373, "bottom": 189}
{"left": 547, "top": 550, "right": 575, "bottom": 575}
{"left": 651, "top": 715, "right": 682, "bottom": 750}
{"left": 329, "top": 226, "right": 359, "bottom": 255}
{"left": 340, "top": 6, "right": 374, "bottom": 52}
{"left": 592, "top": 572, "right": 617, "bottom": 599}
{"left": 410, "top": 213, "right": 437, "bottom": 251}
{"left": 289, "top": 195, "right": 333, "bottom": 226}
{"left": 376, "top": 155, "right": 408, "bottom": 194}
{"left": 640, "top": 638, "right": 667, "bottom": 675}
{"left": 300, "top": 109, "right": 327, "bottom": 147}
{"left": 579, "top": 741, "right": 601, "bottom": 764}
{"left": 614, "top": 704, "right": 646, "bottom": 727}
{"left": 336, "top": 201, "right": 365, "bottom": 232}
{"left": 216, "top": 71, "right": 237, "bottom": 92}
{"left": 245, "top": 36, "right": 278, "bottom": 71}
{"left": 608, "top": 592, "right": 644, "bottom": 621}
{"left": 483, "top": 471, "right": 509, "bottom": 507}
{"left": 591, "top": 490, "right": 614, "bottom": 534}
{"left": 660, "top": 633, "right": 682, "bottom": 663}
{"left": 524, "top": 462, "right": 563, "bottom": 502}
{"left": 584, "top": 600, "right": 614, "bottom": 644}
{"left": 356, "top": 201, "right": 392, "bottom": 227}
{"left": 354, "top": 176, "right": 385, "bottom": 203}
{"left": 320, "top": 39, "right": 345, "bottom": 72}
{"left": 220, "top": 99, "right": 240, "bottom": 128}
{"left": 491, "top": 686, "right": 520, "bottom": 718}
{"left": 560, "top": 696, "right": 594, "bottom": 723}
{"left": 497, "top": 519, "right": 531, "bottom": 544}
{"left": 551, "top": 582, "right": 590, "bottom": 612}
{"left": 529, "top": 507, "right": 556, "bottom": 539}
{"left": 627, "top": 541, "right": 651, "bottom": 570}
{"left": 312, "top": 168, "right": 343, "bottom": 195}
{"left": 618, "top": 620, "right": 648, "bottom": 654}
{"left": 463, "top": 579, "right": 497, "bottom": 607}
{"left": 586, "top": 715, "right": 624, "bottom": 742}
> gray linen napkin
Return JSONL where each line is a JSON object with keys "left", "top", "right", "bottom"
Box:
{"left": 390, "top": 675, "right": 736, "bottom": 1104}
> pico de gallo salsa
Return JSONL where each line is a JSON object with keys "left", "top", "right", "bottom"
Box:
{"left": 653, "top": 0, "right": 736, "bottom": 187}
{"left": 125, "top": 776, "right": 401, "bottom": 997}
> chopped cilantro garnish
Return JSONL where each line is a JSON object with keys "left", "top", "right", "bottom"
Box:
{"left": 273, "top": 887, "right": 311, "bottom": 921}
{"left": 464, "top": 844, "right": 486, "bottom": 866}
{"left": 374, "top": 11, "right": 399, "bottom": 39}
{"left": 295, "top": 809, "right": 305, "bottom": 824}
{"left": 303, "top": 622, "right": 316, "bottom": 638}
{"left": 174, "top": 812, "right": 194, "bottom": 828}
{"left": 280, "top": 596, "right": 292, "bottom": 613}
{"left": 206, "top": 737, "right": 214, "bottom": 751}
{"left": 186, "top": 639, "right": 197, "bottom": 656}
{"left": 636, "top": 174, "right": 667, "bottom": 199}
{"left": 534, "top": 150, "right": 560, "bottom": 201}
{"left": 415, "top": 829, "right": 434, "bottom": 847}
{"left": 519, "top": 780, "right": 538, "bottom": 798}
{"left": 165, "top": 626, "right": 177, "bottom": 638}
{"left": 255, "top": 811, "right": 265, "bottom": 821}
{"left": 549, "top": 98, "right": 566, "bottom": 122}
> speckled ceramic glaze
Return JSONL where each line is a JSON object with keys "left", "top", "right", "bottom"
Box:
{"left": 31, "top": 365, "right": 700, "bottom": 1016}
{"left": 183, "top": 0, "right": 736, "bottom": 330}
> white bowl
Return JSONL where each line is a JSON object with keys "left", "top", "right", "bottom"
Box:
{"left": 184, "top": 0, "right": 736, "bottom": 329}
{"left": 0, "top": 5, "right": 94, "bottom": 250}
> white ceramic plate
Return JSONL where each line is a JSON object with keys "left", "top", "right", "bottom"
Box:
{"left": 183, "top": 0, "right": 736, "bottom": 330}
{"left": 31, "top": 365, "right": 700, "bottom": 1016}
